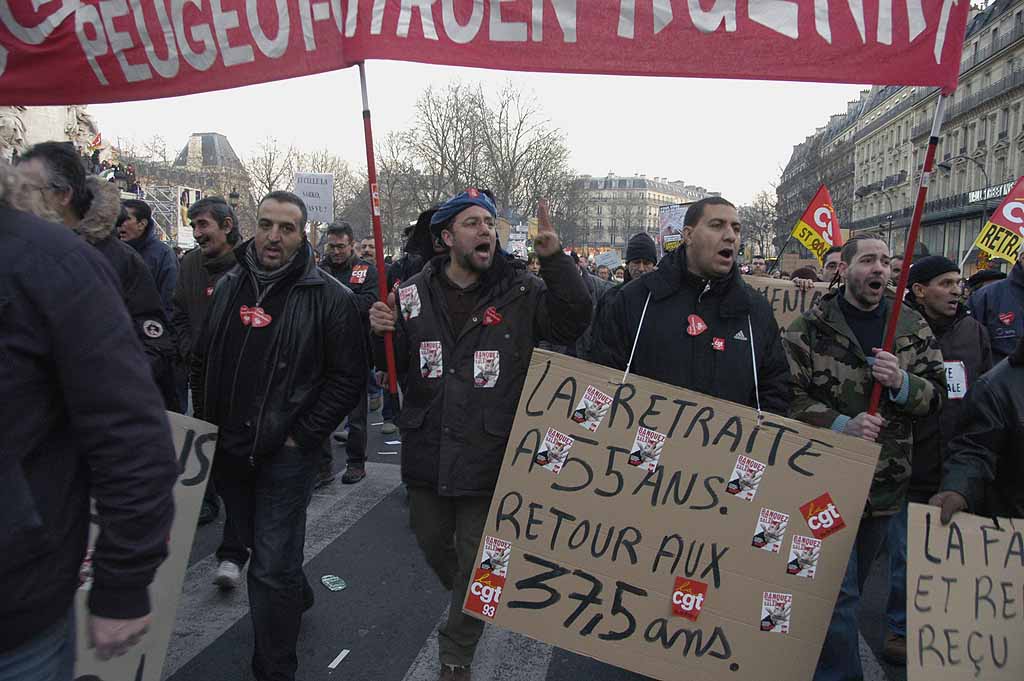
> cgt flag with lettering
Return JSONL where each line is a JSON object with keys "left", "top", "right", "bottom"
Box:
{"left": 0, "top": 2, "right": 971, "bottom": 105}
{"left": 971, "top": 176, "right": 1024, "bottom": 264}
{"left": 463, "top": 350, "right": 880, "bottom": 681}
{"left": 790, "top": 185, "right": 843, "bottom": 264}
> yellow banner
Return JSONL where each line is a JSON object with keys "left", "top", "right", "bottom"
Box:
{"left": 973, "top": 221, "right": 1022, "bottom": 264}
{"left": 792, "top": 220, "right": 830, "bottom": 262}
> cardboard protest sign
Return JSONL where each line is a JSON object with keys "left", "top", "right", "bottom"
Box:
{"left": 463, "top": 350, "right": 880, "bottom": 681}
{"left": 74, "top": 413, "right": 217, "bottom": 681}
{"left": 907, "top": 503, "right": 1024, "bottom": 681}
{"left": 971, "top": 176, "right": 1024, "bottom": 264}
{"left": 743, "top": 276, "right": 830, "bottom": 332}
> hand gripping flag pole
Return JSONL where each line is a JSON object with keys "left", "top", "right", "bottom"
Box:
{"left": 868, "top": 94, "right": 949, "bottom": 415}
{"left": 359, "top": 62, "right": 399, "bottom": 398}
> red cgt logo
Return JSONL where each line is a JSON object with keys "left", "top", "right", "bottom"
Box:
{"left": 799, "top": 492, "right": 846, "bottom": 540}
{"left": 240, "top": 305, "right": 273, "bottom": 328}
{"left": 671, "top": 577, "right": 709, "bottom": 621}
{"left": 999, "top": 311, "right": 1015, "bottom": 326}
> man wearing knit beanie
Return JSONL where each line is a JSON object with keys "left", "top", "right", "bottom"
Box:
{"left": 880, "top": 255, "right": 992, "bottom": 666}
{"left": 624, "top": 232, "right": 657, "bottom": 282}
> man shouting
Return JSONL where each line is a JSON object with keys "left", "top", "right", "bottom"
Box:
{"left": 369, "top": 190, "right": 591, "bottom": 681}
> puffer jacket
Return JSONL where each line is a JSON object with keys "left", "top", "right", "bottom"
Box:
{"left": 904, "top": 299, "right": 992, "bottom": 501}
{"left": 375, "top": 250, "right": 592, "bottom": 496}
{"left": 783, "top": 291, "right": 946, "bottom": 516}
{"left": 195, "top": 241, "right": 367, "bottom": 461}
{"left": 589, "top": 245, "right": 792, "bottom": 416}
{"left": 940, "top": 340, "right": 1024, "bottom": 518}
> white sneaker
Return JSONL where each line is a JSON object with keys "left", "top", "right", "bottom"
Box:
{"left": 214, "top": 560, "right": 242, "bottom": 590}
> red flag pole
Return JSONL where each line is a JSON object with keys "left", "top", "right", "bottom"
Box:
{"left": 358, "top": 62, "right": 399, "bottom": 396}
{"left": 868, "top": 94, "right": 949, "bottom": 415}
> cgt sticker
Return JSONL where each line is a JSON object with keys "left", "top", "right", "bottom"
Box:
{"left": 349, "top": 265, "right": 368, "bottom": 285}
{"left": 751, "top": 508, "right": 789, "bottom": 554}
{"left": 465, "top": 536, "right": 511, "bottom": 621}
{"left": 671, "top": 578, "right": 708, "bottom": 622}
{"left": 761, "top": 592, "right": 793, "bottom": 634}
{"left": 800, "top": 492, "right": 846, "bottom": 540}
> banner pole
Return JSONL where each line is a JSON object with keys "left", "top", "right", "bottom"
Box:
{"left": 358, "top": 62, "right": 399, "bottom": 397}
{"left": 868, "top": 94, "right": 949, "bottom": 415}
{"left": 766, "top": 234, "right": 796, "bottom": 275}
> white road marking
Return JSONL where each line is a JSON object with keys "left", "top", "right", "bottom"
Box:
{"left": 161, "top": 462, "right": 402, "bottom": 680}
{"left": 328, "top": 648, "right": 350, "bottom": 669}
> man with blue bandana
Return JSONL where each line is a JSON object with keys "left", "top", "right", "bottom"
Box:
{"left": 370, "top": 189, "right": 592, "bottom": 681}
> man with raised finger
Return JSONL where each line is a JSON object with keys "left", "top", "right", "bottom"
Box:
{"left": 368, "top": 189, "right": 591, "bottom": 681}
{"left": 782, "top": 234, "right": 945, "bottom": 681}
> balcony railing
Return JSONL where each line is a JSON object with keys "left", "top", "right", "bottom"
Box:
{"left": 958, "top": 19, "right": 1024, "bottom": 75}
{"left": 912, "top": 67, "right": 1024, "bottom": 138}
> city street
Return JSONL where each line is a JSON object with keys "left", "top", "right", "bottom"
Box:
{"left": 162, "top": 403, "right": 907, "bottom": 681}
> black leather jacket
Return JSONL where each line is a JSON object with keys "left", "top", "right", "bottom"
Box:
{"left": 195, "top": 241, "right": 367, "bottom": 461}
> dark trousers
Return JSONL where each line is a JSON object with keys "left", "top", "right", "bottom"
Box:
{"left": 382, "top": 388, "right": 398, "bottom": 422}
{"left": 345, "top": 387, "right": 368, "bottom": 466}
{"left": 214, "top": 445, "right": 318, "bottom": 681}
{"left": 408, "top": 487, "right": 491, "bottom": 667}
{"left": 207, "top": 476, "right": 250, "bottom": 568}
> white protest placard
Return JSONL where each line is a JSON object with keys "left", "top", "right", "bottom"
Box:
{"left": 595, "top": 251, "right": 621, "bottom": 269}
{"left": 944, "top": 361, "right": 968, "bottom": 400}
{"left": 73, "top": 413, "right": 217, "bottom": 681}
{"left": 907, "top": 503, "right": 1024, "bottom": 681}
{"left": 294, "top": 172, "right": 334, "bottom": 224}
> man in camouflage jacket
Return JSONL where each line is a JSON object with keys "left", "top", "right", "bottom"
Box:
{"left": 782, "top": 236, "right": 944, "bottom": 681}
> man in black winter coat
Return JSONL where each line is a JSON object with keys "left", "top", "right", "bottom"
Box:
{"left": 119, "top": 198, "right": 178, "bottom": 317}
{"left": 0, "top": 172, "right": 177, "bottom": 677}
{"left": 321, "top": 221, "right": 378, "bottom": 485}
{"left": 931, "top": 335, "right": 1024, "bottom": 521}
{"left": 171, "top": 196, "right": 249, "bottom": 582}
{"left": 369, "top": 191, "right": 591, "bottom": 681}
{"left": 194, "top": 192, "right": 367, "bottom": 681}
{"left": 881, "top": 256, "right": 992, "bottom": 665}
{"left": 591, "top": 196, "right": 792, "bottom": 416}
{"left": 17, "top": 141, "right": 179, "bottom": 410}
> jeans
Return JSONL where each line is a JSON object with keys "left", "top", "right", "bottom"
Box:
{"left": 408, "top": 488, "right": 491, "bottom": 667}
{"left": 345, "top": 388, "right": 368, "bottom": 467}
{"left": 885, "top": 501, "right": 910, "bottom": 638}
{"left": 0, "top": 607, "right": 74, "bottom": 681}
{"left": 367, "top": 369, "right": 382, "bottom": 399}
{"left": 214, "top": 445, "right": 319, "bottom": 681}
{"left": 209, "top": 475, "right": 250, "bottom": 568}
{"left": 814, "top": 515, "right": 892, "bottom": 681}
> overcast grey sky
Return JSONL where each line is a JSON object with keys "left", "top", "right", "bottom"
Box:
{"left": 93, "top": 61, "right": 867, "bottom": 205}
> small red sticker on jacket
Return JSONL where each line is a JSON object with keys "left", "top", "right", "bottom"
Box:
{"left": 482, "top": 306, "right": 503, "bottom": 326}
{"left": 999, "top": 311, "right": 1015, "bottom": 326}
{"left": 671, "top": 578, "right": 708, "bottom": 621}
{"left": 240, "top": 305, "right": 272, "bottom": 328}
{"left": 205, "top": 286, "right": 214, "bottom": 297}
{"left": 464, "top": 535, "right": 510, "bottom": 620}
{"left": 800, "top": 492, "right": 846, "bottom": 539}
{"left": 687, "top": 314, "right": 708, "bottom": 336}
{"left": 712, "top": 337, "right": 725, "bottom": 351}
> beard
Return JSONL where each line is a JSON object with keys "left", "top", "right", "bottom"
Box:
{"left": 456, "top": 247, "right": 493, "bottom": 274}
{"left": 847, "top": 278, "right": 881, "bottom": 309}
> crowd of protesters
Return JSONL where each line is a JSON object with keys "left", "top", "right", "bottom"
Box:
{"left": 1, "top": 143, "right": 1022, "bottom": 681}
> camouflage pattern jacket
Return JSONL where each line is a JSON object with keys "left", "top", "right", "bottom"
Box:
{"left": 782, "top": 291, "right": 945, "bottom": 516}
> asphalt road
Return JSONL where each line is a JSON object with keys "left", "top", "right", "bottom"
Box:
{"left": 163, "top": 402, "right": 906, "bottom": 681}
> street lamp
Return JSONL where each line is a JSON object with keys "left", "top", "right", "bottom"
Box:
{"left": 228, "top": 187, "right": 240, "bottom": 208}
{"left": 937, "top": 155, "right": 990, "bottom": 267}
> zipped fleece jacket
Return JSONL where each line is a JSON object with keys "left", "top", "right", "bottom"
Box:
{"left": 375, "top": 250, "right": 591, "bottom": 496}
{"left": 783, "top": 291, "right": 945, "bottom": 516}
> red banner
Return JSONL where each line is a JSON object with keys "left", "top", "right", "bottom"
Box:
{"left": 0, "top": 2, "right": 970, "bottom": 105}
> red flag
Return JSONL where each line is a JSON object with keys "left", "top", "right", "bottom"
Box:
{"left": 790, "top": 185, "right": 842, "bottom": 263}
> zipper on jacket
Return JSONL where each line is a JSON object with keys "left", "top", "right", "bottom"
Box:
{"left": 698, "top": 280, "right": 712, "bottom": 303}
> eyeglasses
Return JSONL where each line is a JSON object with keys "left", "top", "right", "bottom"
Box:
{"left": 456, "top": 216, "right": 496, "bottom": 230}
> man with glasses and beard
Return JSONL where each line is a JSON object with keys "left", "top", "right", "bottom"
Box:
{"left": 369, "top": 189, "right": 591, "bottom": 681}
{"left": 783, "top": 235, "right": 945, "bottom": 681}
